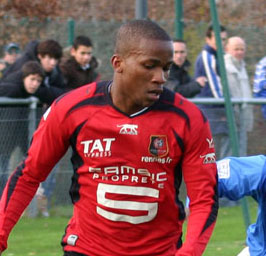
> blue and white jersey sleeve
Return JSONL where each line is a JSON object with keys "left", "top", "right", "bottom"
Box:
{"left": 253, "top": 56, "right": 266, "bottom": 97}
{"left": 217, "top": 155, "right": 266, "bottom": 255}
{"left": 217, "top": 155, "right": 266, "bottom": 200}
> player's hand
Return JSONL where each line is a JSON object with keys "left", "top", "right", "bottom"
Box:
{"left": 196, "top": 76, "right": 207, "bottom": 87}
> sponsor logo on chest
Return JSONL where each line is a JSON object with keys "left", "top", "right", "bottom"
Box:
{"left": 81, "top": 138, "right": 115, "bottom": 158}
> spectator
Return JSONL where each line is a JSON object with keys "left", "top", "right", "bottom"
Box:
{"left": 0, "top": 52, "right": 63, "bottom": 215}
{"left": 2, "top": 39, "right": 66, "bottom": 105}
{"left": 224, "top": 36, "right": 253, "bottom": 156}
{"left": 0, "top": 61, "right": 44, "bottom": 197}
{"left": 164, "top": 39, "right": 206, "bottom": 97}
{"left": 0, "top": 43, "right": 20, "bottom": 78}
{"left": 60, "top": 36, "right": 100, "bottom": 89}
{"left": 253, "top": 56, "right": 266, "bottom": 119}
{"left": 0, "top": 20, "right": 218, "bottom": 256}
{"left": 0, "top": 61, "right": 45, "bottom": 98}
{"left": 194, "top": 24, "right": 230, "bottom": 160}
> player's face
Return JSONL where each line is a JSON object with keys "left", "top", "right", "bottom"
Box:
{"left": 112, "top": 38, "right": 173, "bottom": 115}
{"left": 38, "top": 54, "right": 59, "bottom": 72}
{"left": 71, "top": 45, "right": 93, "bottom": 67}
{"left": 173, "top": 42, "right": 187, "bottom": 67}
{"left": 23, "top": 74, "right": 42, "bottom": 94}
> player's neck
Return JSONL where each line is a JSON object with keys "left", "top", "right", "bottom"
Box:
{"left": 109, "top": 82, "right": 146, "bottom": 116}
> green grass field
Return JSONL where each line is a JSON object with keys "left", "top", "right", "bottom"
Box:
{"left": 3, "top": 199, "right": 257, "bottom": 256}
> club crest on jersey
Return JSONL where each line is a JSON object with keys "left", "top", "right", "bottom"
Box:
{"left": 117, "top": 124, "right": 138, "bottom": 135}
{"left": 149, "top": 135, "right": 168, "bottom": 157}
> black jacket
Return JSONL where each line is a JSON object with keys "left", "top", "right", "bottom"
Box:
{"left": 0, "top": 71, "right": 30, "bottom": 156}
{"left": 2, "top": 40, "right": 66, "bottom": 104}
{"left": 164, "top": 60, "right": 201, "bottom": 98}
{"left": 0, "top": 69, "right": 65, "bottom": 105}
{"left": 60, "top": 56, "right": 100, "bottom": 89}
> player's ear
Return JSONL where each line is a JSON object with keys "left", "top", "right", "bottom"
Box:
{"left": 111, "top": 54, "right": 123, "bottom": 73}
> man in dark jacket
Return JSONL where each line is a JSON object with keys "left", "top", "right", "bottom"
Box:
{"left": 164, "top": 39, "right": 206, "bottom": 98}
{"left": 60, "top": 36, "right": 100, "bottom": 89}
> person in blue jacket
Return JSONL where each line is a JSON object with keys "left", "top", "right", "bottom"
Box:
{"left": 194, "top": 24, "right": 230, "bottom": 161}
{"left": 187, "top": 155, "right": 266, "bottom": 255}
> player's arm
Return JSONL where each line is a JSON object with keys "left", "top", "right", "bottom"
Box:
{"left": 217, "top": 155, "right": 266, "bottom": 200}
{"left": 176, "top": 110, "right": 218, "bottom": 255}
{"left": 0, "top": 102, "right": 70, "bottom": 252}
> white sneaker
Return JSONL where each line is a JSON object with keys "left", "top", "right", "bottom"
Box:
{"left": 237, "top": 247, "right": 250, "bottom": 256}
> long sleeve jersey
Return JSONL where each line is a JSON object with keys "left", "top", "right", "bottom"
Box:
{"left": 253, "top": 56, "right": 266, "bottom": 119}
{"left": 217, "top": 155, "right": 266, "bottom": 256}
{"left": 0, "top": 81, "right": 218, "bottom": 256}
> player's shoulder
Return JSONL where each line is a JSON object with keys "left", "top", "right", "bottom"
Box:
{"left": 162, "top": 88, "right": 205, "bottom": 117}
{"left": 54, "top": 81, "right": 109, "bottom": 111}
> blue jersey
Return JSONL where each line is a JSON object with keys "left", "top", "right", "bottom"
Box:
{"left": 253, "top": 56, "right": 266, "bottom": 119}
{"left": 217, "top": 155, "right": 266, "bottom": 256}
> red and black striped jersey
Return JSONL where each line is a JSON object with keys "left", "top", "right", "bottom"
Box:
{"left": 0, "top": 81, "right": 218, "bottom": 256}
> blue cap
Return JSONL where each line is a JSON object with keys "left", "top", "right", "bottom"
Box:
{"left": 4, "top": 43, "right": 20, "bottom": 53}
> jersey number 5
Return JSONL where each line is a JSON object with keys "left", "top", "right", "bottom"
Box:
{"left": 96, "top": 183, "right": 159, "bottom": 224}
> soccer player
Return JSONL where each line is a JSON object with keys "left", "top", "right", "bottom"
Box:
{"left": 217, "top": 155, "right": 266, "bottom": 256}
{"left": 0, "top": 20, "right": 218, "bottom": 256}
{"left": 186, "top": 155, "right": 266, "bottom": 255}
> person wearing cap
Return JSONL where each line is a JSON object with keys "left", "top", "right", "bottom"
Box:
{"left": 0, "top": 43, "right": 20, "bottom": 78}
{"left": 1, "top": 39, "right": 66, "bottom": 105}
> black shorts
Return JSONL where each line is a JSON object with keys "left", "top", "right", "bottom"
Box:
{"left": 63, "top": 251, "right": 88, "bottom": 256}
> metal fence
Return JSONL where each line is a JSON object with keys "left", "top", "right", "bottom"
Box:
{"left": 0, "top": 18, "right": 265, "bottom": 81}
{"left": 0, "top": 97, "right": 266, "bottom": 217}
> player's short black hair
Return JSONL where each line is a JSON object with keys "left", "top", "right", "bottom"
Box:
{"left": 21, "top": 61, "right": 45, "bottom": 79}
{"left": 73, "top": 36, "right": 93, "bottom": 49}
{"left": 37, "top": 39, "right": 62, "bottom": 60}
{"left": 206, "top": 24, "right": 226, "bottom": 38}
{"left": 115, "top": 19, "right": 172, "bottom": 56}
